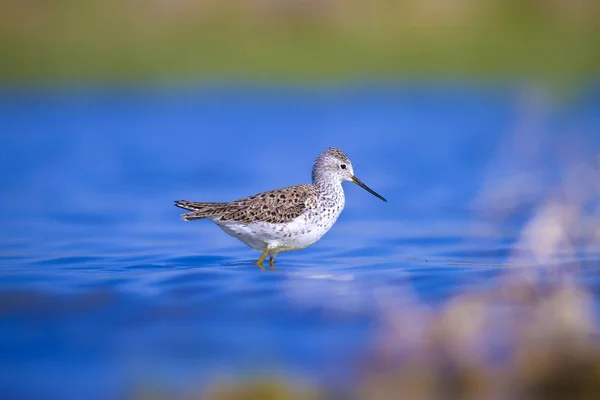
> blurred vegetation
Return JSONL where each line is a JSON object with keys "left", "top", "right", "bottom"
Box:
{"left": 1, "top": 0, "right": 599, "bottom": 83}
{"left": 134, "top": 278, "right": 600, "bottom": 400}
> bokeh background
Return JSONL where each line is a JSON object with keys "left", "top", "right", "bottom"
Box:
{"left": 1, "top": 1, "right": 600, "bottom": 399}
{"left": 2, "top": 0, "right": 599, "bottom": 84}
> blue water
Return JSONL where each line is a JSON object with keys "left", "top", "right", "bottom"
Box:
{"left": 1, "top": 85, "right": 599, "bottom": 399}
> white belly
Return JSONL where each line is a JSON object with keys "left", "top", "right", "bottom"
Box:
{"left": 210, "top": 212, "right": 339, "bottom": 253}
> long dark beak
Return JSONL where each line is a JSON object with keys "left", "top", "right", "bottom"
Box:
{"left": 351, "top": 176, "right": 387, "bottom": 202}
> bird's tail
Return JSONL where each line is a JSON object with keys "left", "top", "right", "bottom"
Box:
{"left": 174, "top": 200, "right": 227, "bottom": 221}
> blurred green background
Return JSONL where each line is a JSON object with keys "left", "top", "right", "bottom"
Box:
{"left": 1, "top": 0, "right": 599, "bottom": 83}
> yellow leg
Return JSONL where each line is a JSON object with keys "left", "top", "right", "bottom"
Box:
{"left": 254, "top": 249, "right": 269, "bottom": 269}
{"left": 268, "top": 255, "right": 277, "bottom": 270}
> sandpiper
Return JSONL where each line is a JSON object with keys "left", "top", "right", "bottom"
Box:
{"left": 175, "top": 147, "right": 386, "bottom": 269}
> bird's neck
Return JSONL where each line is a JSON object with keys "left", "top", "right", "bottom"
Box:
{"left": 313, "top": 175, "right": 344, "bottom": 199}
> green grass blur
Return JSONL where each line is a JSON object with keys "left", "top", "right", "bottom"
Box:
{"left": 1, "top": 0, "right": 599, "bottom": 84}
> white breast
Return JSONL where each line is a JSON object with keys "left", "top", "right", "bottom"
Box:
{"left": 211, "top": 206, "right": 342, "bottom": 253}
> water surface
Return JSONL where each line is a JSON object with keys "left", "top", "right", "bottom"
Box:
{"left": 1, "top": 85, "right": 599, "bottom": 399}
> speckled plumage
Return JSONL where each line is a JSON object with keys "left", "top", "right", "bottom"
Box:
{"left": 175, "top": 184, "right": 319, "bottom": 224}
{"left": 175, "top": 147, "right": 386, "bottom": 267}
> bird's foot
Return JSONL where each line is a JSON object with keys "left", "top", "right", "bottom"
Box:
{"left": 268, "top": 255, "right": 277, "bottom": 270}
{"left": 253, "top": 250, "right": 269, "bottom": 271}
{"left": 253, "top": 261, "right": 266, "bottom": 271}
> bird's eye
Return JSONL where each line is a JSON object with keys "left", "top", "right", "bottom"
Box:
{"left": 340, "top": 164, "right": 347, "bottom": 169}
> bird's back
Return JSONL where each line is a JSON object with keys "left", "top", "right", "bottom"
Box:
{"left": 175, "top": 184, "right": 318, "bottom": 224}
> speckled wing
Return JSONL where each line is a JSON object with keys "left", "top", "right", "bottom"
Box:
{"left": 219, "top": 184, "right": 318, "bottom": 224}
